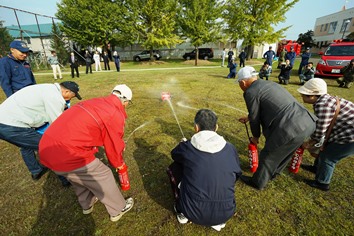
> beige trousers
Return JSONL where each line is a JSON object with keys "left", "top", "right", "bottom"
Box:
{"left": 55, "top": 158, "right": 126, "bottom": 216}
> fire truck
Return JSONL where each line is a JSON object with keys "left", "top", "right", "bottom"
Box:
{"left": 276, "top": 39, "right": 302, "bottom": 56}
{"left": 315, "top": 39, "right": 354, "bottom": 77}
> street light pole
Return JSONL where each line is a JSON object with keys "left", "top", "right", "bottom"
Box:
{"left": 341, "top": 19, "right": 351, "bottom": 39}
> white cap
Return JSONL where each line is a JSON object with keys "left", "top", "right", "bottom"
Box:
{"left": 112, "top": 84, "right": 132, "bottom": 100}
{"left": 297, "top": 78, "right": 327, "bottom": 96}
{"left": 237, "top": 66, "right": 259, "bottom": 82}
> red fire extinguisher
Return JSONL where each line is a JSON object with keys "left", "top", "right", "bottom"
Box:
{"left": 117, "top": 163, "right": 130, "bottom": 191}
{"left": 245, "top": 124, "right": 258, "bottom": 173}
{"left": 289, "top": 147, "right": 304, "bottom": 174}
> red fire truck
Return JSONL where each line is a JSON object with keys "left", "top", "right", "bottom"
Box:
{"left": 277, "top": 39, "right": 302, "bottom": 56}
{"left": 315, "top": 39, "right": 354, "bottom": 77}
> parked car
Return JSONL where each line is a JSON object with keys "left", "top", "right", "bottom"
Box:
{"left": 183, "top": 48, "right": 214, "bottom": 60}
{"left": 133, "top": 50, "right": 161, "bottom": 61}
{"left": 315, "top": 40, "right": 354, "bottom": 77}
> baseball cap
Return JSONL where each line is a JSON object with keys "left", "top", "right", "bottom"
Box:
{"left": 297, "top": 78, "right": 327, "bottom": 96}
{"left": 60, "top": 81, "right": 82, "bottom": 100}
{"left": 237, "top": 66, "right": 259, "bottom": 82}
{"left": 10, "top": 40, "right": 32, "bottom": 53}
{"left": 112, "top": 84, "right": 132, "bottom": 101}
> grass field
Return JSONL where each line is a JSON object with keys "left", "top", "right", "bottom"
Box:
{"left": 0, "top": 59, "right": 353, "bottom": 236}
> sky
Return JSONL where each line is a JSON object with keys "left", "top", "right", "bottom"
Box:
{"left": 0, "top": 0, "right": 354, "bottom": 40}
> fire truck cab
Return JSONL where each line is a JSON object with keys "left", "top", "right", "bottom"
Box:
{"left": 315, "top": 40, "right": 354, "bottom": 77}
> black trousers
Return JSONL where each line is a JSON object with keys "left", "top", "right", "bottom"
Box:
{"left": 70, "top": 65, "right": 79, "bottom": 78}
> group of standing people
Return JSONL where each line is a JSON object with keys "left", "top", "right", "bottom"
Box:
{"left": 47, "top": 49, "right": 121, "bottom": 80}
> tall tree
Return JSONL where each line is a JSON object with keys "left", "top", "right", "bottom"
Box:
{"left": 223, "top": 0, "right": 299, "bottom": 59}
{"left": 56, "top": 0, "right": 129, "bottom": 49}
{"left": 0, "top": 21, "right": 14, "bottom": 58}
{"left": 50, "top": 23, "right": 69, "bottom": 65}
{"left": 297, "top": 30, "right": 316, "bottom": 49}
{"left": 177, "top": 0, "right": 223, "bottom": 65}
{"left": 124, "top": 0, "right": 182, "bottom": 60}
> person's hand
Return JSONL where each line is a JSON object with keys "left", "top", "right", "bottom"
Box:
{"left": 250, "top": 137, "right": 259, "bottom": 145}
{"left": 238, "top": 117, "right": 249, "bottom": 124}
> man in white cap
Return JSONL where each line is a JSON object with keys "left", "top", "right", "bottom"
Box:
{"left": 237, "top": 66, "right": 317, "bottom": 190}
{"left": 0, "top": 40, "right": 36, "bottom": 97}
{"left": 39, "top": 84, "right": 134, "bottom": 222}
{"left": 298, "top": 78, "right": 354, "bottom": 191}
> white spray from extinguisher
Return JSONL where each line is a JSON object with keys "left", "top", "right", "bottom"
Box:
{"left": 161, "top": 92, "right": 186, "bottom": 140}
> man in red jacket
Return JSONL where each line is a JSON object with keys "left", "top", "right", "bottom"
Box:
{"left": 39, "top": 84, "right": 134, "bottom": 222}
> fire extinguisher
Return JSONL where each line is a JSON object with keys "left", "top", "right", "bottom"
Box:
{"left": 117, "top": 163, "right": 130, "bottom": 191}
{"left": 245, "top": 124, "right": 258, "bottom": 173}
{"left": 289, "top": 147, "right": 304, "bottom": 174}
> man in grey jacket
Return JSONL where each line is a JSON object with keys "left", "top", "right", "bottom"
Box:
{"left": 0, "top": 81, "right": 81, "bottom": 182}
{"left": 237, "top": 66, "right": 317, "bottom": 190}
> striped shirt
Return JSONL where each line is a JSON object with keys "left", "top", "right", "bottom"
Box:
{"left": 311, "top": 94, "right": 354, "bottom": 144}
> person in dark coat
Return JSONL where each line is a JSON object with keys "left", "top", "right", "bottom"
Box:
{"left": 238, "top": 49, "right": 247, "bottom": 67}
{"left": 278, "top": 59, "right": 293, "bottom": 85}
{"left": 69, "top": 52, "right": 79, "bottom": 78}
{"left": 227, "top": 59, "right": 237, "bottom": 78}
{"left": 337, "top": 58, "right": 354, "bottom": 88}
{"left": 285, "top": 47, "right": 296, "bottom": 67}
{"left": 0, "top": 40, "right": 36, "bottom": 97}
{"left": 227, "top": 48, "right": 234, "bottom": 64}
{"left": 103, "top": 51, "right": 110, "bottom": 70}
{"left": 237, "top": 66, "right": 317, "bottom": 190}
{"left": 113, "top": 51, "right": 120, "bottom": 72}
{"left": 84, "top": 50, "right": 93, "bottom": 74}
{"left": 263, "top": 46, "right": 276, "bottom": 67}
{"left": 298, "top": 47, "right": 311, "bottom": 75}
{"left": 167, "top": 109, "right": 241, "bottom": 231}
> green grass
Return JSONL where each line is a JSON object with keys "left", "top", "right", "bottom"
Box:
{"left": 0, "top": 59, "right": 353, "bottom": 235}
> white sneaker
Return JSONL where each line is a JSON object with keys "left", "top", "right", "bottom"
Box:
{"left": 83, "top": 197, "right": 98, "bottom": 215}
{"left": 174, "top": 205, "right": 188, "bottom": 224}
{"left": 110, "top": 197, "right": 134, "bottom": 222}
{"left": 211, "top": 223, "right": 226, "bottom": 231}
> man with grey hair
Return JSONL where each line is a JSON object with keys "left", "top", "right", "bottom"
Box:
{"left": 237, "top": 66, "right": 317, "bottom": 190}
{"left": 39, "top": 84, "right": 134, "bottom": 222}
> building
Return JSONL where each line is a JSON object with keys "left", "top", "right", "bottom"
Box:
{"left": 7, "top": 23, "right": 53, "bottom": 57}
{"left": 313, "top": 7, "right": 354, "bottom": 52}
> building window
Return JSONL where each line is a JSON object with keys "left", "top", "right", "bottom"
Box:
{"left": 328, "top": 21, "right": 337, "bottom": 34}
{"left": 320, "top": 24, "right": 324, "bottom": 32}
{"left": 324, "top": 23, "right": 328, "bottom": 31}
{"left": 340, "top": 18, "right": 352, "bottom": 32}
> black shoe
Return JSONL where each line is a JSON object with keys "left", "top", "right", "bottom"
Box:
{"left": 62, "top": 181, "right": 72, "bottom": 188}
{"left": 301, "top": 164, "right": 316, "bottom": 174}
{"left": 240, "top": 175, "right": 264, "bottom": 190}
{"left": 304, "top": 179, "right": 329, "bottom": 191}
{"left": 31, "top": 168, "right": 48, "bottom": 181}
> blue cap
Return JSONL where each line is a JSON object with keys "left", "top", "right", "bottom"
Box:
{"left": 10, "top": 40, "right": 32, "bottom": 53}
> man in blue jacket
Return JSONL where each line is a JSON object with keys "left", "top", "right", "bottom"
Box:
{"left": 0, "top": 40, "right": 36, "bottom": 97}
{"left": 167, "top": 109, "right": 242, "bottom": 231}
{"left": 298, "top": 47, "right": 311, "bottom": 75}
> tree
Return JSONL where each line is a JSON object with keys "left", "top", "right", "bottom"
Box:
{"left": 50, "top": 23, "right": 69, "bottom": 65}
{"left": 223, "top": 0, "right": 299, "bottom": 59}
{"left": 177, "top": 0, "right": 223, "bottom": 65}
{"left": 124, "top": 0, "right": 182, "bottom": 60}
{"left": 345, "top": 32, "right": 354, "bottom": 41}
{"left": 0, "top": 20, "right": 13, "bottom": 58}
{"left": 56, "top": 0, "right": 129, "bottom": 49}
{"left": 297, "top": 30, "right": 316, "bottom": 49}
